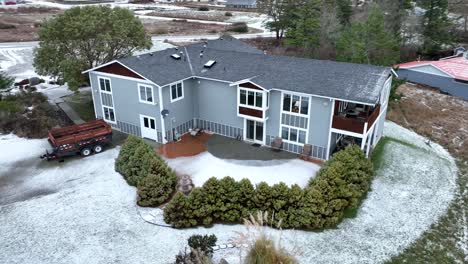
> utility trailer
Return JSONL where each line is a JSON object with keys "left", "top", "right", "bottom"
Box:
{"left": 40, "top": 119, "right": 112, "bottom": 161}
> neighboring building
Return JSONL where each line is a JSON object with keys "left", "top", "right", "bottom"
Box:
{"left": 84, "top": 36, "right": 392, "bottom": 160}
{"left": 225, "top": 0, "right": 256, "bottom": 8}
{"left": 396, "top": 52, "right": 468, "bottom": 100}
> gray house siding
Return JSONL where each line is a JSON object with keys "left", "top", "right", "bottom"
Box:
{"left": 307, "top": 96, "right": 333, "bottom": 160}
{"left": 89, "top": 72, "right": 164, "bottom": 142}
{"left": 265, "top": 90, "right": 281, "bottom": 145}
{"left": 397, "top": 69, "right": 468, "bottom": 100}
{"left": 194, "top": 79, "right": 244, "bottom": 139}
{"left": 196, "top": 79, "right": 243, "bottom": 128}
{"left": 162, "top": 78, "right": 197, "bottom": 142}
{"left": 90, "top": 73, "right": 382, "bottom": 160}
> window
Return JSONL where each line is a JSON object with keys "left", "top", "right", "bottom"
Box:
{"left": 281, "top": 125, "right": 306, "bottom": 144}
{"left": 139, "top": 84, "right": 154, "bottom": 104}
{"left": 103, "top": 106, "right": 115, "bottom": 123}
{"left": 282, "top": 93, "right": 309, "bottom": 115}
{"left": 170, "top": 82, "right": 183, "bottom": 102}
{"left": 240, "top": 90, "right": 247, "bottom": 104}
{"left": 98, "top": 77, "right": 111, "bottom": 93}
{"left": 239, "top": 88, "right": 264, "bottom": 108}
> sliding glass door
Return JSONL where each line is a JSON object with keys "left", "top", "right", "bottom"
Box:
{"left": 245, "top": 119, "right": 264, "bottom": 144}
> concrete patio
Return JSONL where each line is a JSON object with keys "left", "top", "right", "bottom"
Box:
{"left": 157, "top": 132, "right": 300, "bottom": 161}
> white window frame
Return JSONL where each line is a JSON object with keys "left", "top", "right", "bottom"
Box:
{"left": 102, "top": 106, "right": 116, "bottom": 124}
{"left": 170, "top": 81, "right": 184, "bottom": 103}
{"left": 98, "top": 76, "right": 112, "bottom": 94}
{"left": 138, "top": 84, "right": 155, "bottom": 105}
{"left": 280, "top": 124, "right": 308, "bottom": 145}
{"left": 281, "top": 92, "right": 310, "bottom": 117}
{"left": 239, "top": 87, "right": 265, "bottom": 110}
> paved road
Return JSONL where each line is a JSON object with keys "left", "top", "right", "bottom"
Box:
{"left": 0, "top": 32, "right": 274, "bottom": 50}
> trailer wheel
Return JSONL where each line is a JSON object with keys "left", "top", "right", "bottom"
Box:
{"left": 81, "top": 148, "right": 92, "bottom": 157}
{"left": 93, "top": 145, "right": 103, "bottom": 154}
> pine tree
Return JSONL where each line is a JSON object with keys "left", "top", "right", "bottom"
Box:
{"left": 418, "top": 0, "right": 454, "bottom": 55}
{"left": 0, "top": 71, "right": 13, "bottom": 90}
{"left": 286, "top": 0, "right": 321, "bottom": 49}
{"left": 336, "top": 5, "right": 400, "bottom": 66}
{"left": 336, "top": 0, "right": 353, "bottom": 26}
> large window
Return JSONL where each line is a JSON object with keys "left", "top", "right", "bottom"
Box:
{"left": 103, "top": 106, "right": 115, "bottom": 123}
{"left": 170, "top": 82, "right": 183, "bottom": 102}
{"left": 98, "top": 77, "right": 111, "bottom": 93}
{"left": 281, "top": 125, "right": 306, "bottom": 144}
{"left": 139, "top": 84, "right": 154, "bottom": 104}
{"left": 240, "top": 88, "right": 264, "bottom": 108}
{"left": 282, "top": 93, "right": 309, "bottom": 115}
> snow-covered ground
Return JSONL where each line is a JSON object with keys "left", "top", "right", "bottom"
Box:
{"left": 0, "top": 122, "right": 458, "bottom": 264}
{"left": 166, "top": 152, "right": 320, "bottom": 187}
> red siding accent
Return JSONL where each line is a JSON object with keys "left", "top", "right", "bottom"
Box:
{"left": 95, "top": 62, "right": 144, "bottom": 80}
{"left": 239, "top": 82, "right": 263, "bottom": 90}
{"left": 239, "top": 107, "right": 263, "bottom": 118}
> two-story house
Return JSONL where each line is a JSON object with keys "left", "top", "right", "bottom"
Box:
{"left": 84, "top": 36, "right": 392, "bottom": 160}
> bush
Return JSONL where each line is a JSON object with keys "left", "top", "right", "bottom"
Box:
{"left": 0, "top": 92, "right": 68, "bottom": 138}
{"left": 390, "top": 77, "right": 405, "bottom": 101}
{"left": 227, "top": 22, "right": 248, "bottom": 33}
{"left": 175, "top": 234, "right": 216, "bottom": 264}
{"left": 0, "top": 23, "right": 16, "bottom": 30}
{"left": 163, "top": 145, "right": 373, "bottom": 230}
{"left": 116, "top": 135, "right": 177, "bottom": 207}
{"left": 187, "top": 234, "right": 217, "bottom": 256}
{"left": 198, "top": 6, "right": 209, "bottom": 11}
{"left": 225, "top": 12, "right": 233, "bottom": 16}
{"left": 246, "top": 236, "right": 297, "bottom": 264}
{"left": 115, "top": 135, "right": 150, "bottom": 186}
{"left": 137, "top": 157, "right": 177, "bottom": 206}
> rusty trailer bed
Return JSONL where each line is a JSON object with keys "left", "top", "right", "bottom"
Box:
{"left": 48, "top": 119, "right": 112, "bottom": 147}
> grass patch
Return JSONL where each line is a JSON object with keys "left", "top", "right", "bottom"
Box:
{"left": 387, "top": 159, "right": 467, "bottom": 264}
{"left": 371, "top": 136, "right": 420, "bottom": 171}
{"left": 63, "top": 91, "right": 95, "bottom": 122}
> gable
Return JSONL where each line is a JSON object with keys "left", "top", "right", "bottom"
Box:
{"left": 239, "top": 82, "right": 264, "bottom": 90}
{"left": 95, "top": 62, "right": 144, "bottom": 80}
{"left": 409, "top": 65, "right": 451, "bottom": 78}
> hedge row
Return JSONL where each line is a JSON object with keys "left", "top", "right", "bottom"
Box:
{"left": 163, "top": 145, "right": 373, "bottom": 229}
{"left": 115, "top": 135, "right": 177, "bottom": 207}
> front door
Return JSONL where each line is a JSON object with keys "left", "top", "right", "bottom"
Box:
{"left": 245, "top": 119, "right": 264, "bottom": 144}
{"left": 140, "top": 115, "right": 158, "bottom": 141}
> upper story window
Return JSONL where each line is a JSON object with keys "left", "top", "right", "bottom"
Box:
{"left": 170, "top": 82, "right": 183, "bottom": 102}
{"left": 139, "top": 84, "right": 154, "bottom": 104}
{"left": 240, "top": 88, "right": 264, "bottom": 108}
{"left": 98, "top": 77, "right": 111, "bottom": 93}
{"left": 282, "top": 93, "right": 309, "bottom": 115}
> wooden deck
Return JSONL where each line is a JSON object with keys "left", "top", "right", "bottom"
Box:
{"left": 157, "top": 132, "right": 212, "bottom": 159}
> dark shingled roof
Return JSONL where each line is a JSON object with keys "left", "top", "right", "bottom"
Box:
{"left": 115, "top": 36, "right": 391, "bottom": 105}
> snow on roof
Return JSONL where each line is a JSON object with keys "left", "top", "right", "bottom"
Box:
{"left": 396, "top": 56, "right": 468, "bottom": 81}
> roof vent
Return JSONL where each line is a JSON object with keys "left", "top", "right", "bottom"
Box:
{"left": 204, "top": 60, "right": 216, "bottom": 68}
{"left": 171, "top": 54, "right": 181, "bottom": 60}
{"left": 200, "top": 50, "right": 204, "bottom": 58}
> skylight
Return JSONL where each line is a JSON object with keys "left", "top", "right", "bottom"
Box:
{"left": 204, "top": 60, "right": 216, "bottom": 68}
{"left": 171, "top": 54, "right": 181, "bottom": 60}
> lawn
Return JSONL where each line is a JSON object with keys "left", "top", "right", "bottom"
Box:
{"left": 0, "top": 122, "right": 456, "bottom": 263}
{"left": 63, "top": 90, "right": 95, "bottom": 122}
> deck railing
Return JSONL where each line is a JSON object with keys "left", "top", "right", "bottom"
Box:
{"left": 332, "top": 104, "right": 381, "bottom": 134}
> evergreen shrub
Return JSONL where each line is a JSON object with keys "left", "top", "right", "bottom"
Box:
{"left": 163, "top": 145, "right": 374, "bottom": 230}
{"left": 115, "top": 136, "right": 177, "bottom": 207}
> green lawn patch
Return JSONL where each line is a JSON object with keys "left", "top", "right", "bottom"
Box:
{"left": 63, "top": 91, "right": 95, "bottom": 121}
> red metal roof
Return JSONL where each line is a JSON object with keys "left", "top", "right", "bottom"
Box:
{"left": 396, "top": 56, "right": 468, "bottom": 81}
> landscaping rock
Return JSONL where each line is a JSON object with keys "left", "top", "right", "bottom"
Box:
{"left": 177, "top": 174, "right": 193, "bottom": 194}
